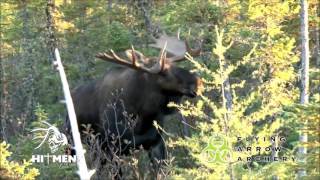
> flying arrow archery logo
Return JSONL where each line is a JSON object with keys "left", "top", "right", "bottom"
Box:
{"left": 201, "top": 133, "right": 232, "bottom": 163}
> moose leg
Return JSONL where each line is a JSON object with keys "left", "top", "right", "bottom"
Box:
{"left": 148, "top": 136, "right": 167, "bottom": 176}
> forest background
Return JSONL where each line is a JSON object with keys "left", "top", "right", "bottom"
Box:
{"left": 0, "top": 0, "right": 319, "bottom": 179}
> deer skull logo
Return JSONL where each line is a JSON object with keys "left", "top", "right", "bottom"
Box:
{"left": 31, "top": 121, "right": 68, "bottom": 153}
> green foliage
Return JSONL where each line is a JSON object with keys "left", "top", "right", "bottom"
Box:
{"left": 281, "top": 101, "right": 320, "bottom": 179}
{"left": 33, "top": 105, "right": 77, "bottom": 179}
{"left": 105, "top": 21, "right": 132, "bottom": 51}
{"left": 166, "top": 22, "right": 313, "bottom": 178}
{"left": 0, "top": 141, "right": 39, "bottom": 180}
{"left": 4, "top": 104, "right": 78, "bottom": 179}
{"left": 1, "top": 0, "right": 319, "bottom": 179}
{"left": 158, "top": 0, "right": 222, "bottom": 26}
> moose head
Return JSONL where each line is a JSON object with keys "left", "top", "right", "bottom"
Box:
{"left": 95, "top": 33, "right": 203, "bottom": 100}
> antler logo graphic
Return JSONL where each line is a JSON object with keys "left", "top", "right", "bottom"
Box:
{"left": 31, "top": 121, "right": 68, "bottom": 153}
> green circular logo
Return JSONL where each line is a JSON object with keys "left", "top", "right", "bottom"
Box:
{"left": 201, "top": 134, "right": 231, "bottom": 163}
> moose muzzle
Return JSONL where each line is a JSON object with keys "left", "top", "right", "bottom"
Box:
{"left": 196, "top": 77, "right": 204, "bottom": 96}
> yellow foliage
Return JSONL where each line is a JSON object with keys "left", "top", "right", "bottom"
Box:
{"left": 87, "top": 8, "right": 94, "bottom": 16}
{"left": 54, "top": 0, "right": 71, "bottom": 7}
{"left": 0, "top": 3, "right": 17, "bottom": 25}
{"left": 274, "top": 70, "right": 295, "bottom": 81}
{"left": 53, "top": 11, "right": 75, "bottom": 32}
{"left": 0, "top": 141, "right": 39, "bottom": 180}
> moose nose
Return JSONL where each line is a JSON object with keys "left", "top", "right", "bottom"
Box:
{"left": 196, "top": 77, "right": 204, "bottom": 95}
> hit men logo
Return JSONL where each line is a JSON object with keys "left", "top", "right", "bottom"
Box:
{"left": 31, "top": 121, "right": 76, "bottom": 164}
{"left": 201, "top": 134, "right": 231, "bottom": 163}
{"left": 31, "top": 121, "right": 68, "bottom": 153}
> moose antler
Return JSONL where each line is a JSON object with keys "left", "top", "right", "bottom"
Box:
{"left": 95, "top": 44, "right": 167, "bottom": 74}
{"left": 149, "top": 32, "right": 202, "bottom": 62}
{"left": 96, "top": 30, "right": 201, "bottom": 72}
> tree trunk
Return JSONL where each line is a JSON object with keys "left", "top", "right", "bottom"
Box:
{"left": 271, "top": 132, "right": 279, "bottom": 180}
{"left": 219, "top": 57, "right": 234, "bottom": 180}
{"left": 298, "top": 0, "right": 309, "bottom": 178}
{"left": 46, "top": 0, "right": 57, "bottom": 58}
{"left": 300, "top": 0, "right": 310, "bottom": 104}
{"left": 315, "top": 7, "right": 320, "bottom": 66}
{"left": 223, "top": 77, "right": 232, "bottom": 111}
{"left": 107, "top": 0, "right": 113, "bottom": 23}
{"left": 0, "top": 8, "right": 7, "bottom": 140}
{"left": 137, "top": 0, "right": 154, "bottom": 35}
{"left": 21, "top": 0, "right": 35, "bottom": 127}
{"left": 215, "top": 27, "right": 234, "bottom": 180}
{"left": 78, "top": 1, "right": 90, "bottom": 81}
{"left": 219, "top": 57, "right": 233, "bottom": 119}
{"left": 0, "top": 56, "right": 9, "bottom": 141}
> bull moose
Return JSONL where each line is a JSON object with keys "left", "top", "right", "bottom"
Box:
{"left": 65, "top": 33, "right": 203, "bottom": 175}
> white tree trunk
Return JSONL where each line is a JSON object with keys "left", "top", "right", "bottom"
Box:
{"left": 214, "top": 27, "right": 234, "bottom": 180}
{"left": 300, "top": 0, "right": 309, "bottom": 104}
{"left": 298, "top": 0, "right": 309, "bottom": 178}
{"left": 54, "top": 49, "right": 95, "bottom": 179}
{"left": 315, "top": 17, "right": 320, "bottom": 66}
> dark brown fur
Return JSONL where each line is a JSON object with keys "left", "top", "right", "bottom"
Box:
{"left": 66, "top": 63, "right": 201, "bottom": 170}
